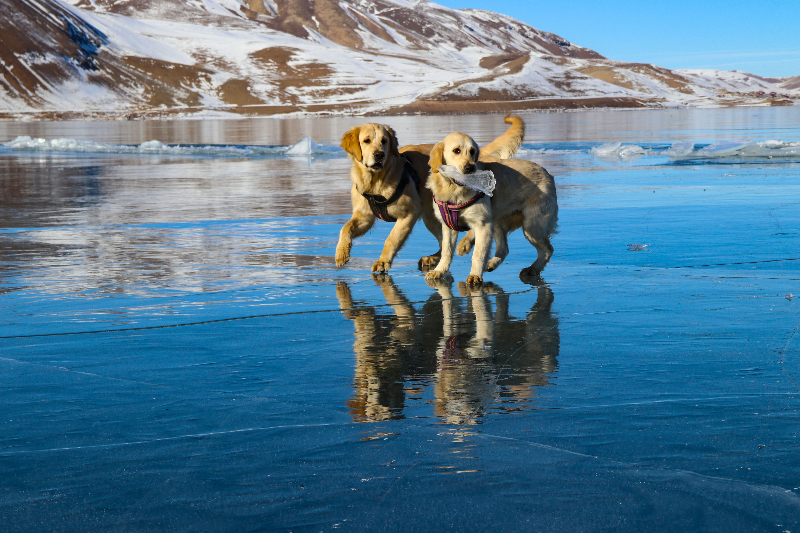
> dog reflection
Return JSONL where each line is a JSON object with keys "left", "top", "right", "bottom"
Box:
{"left": 432, "top": 282, "right": 559, "bottom": 425}
{"left": 336, "top": 277, "right": 559, "bottom": 424}
{"left": 337, "top": 278, "right": 425, "bottom": 421}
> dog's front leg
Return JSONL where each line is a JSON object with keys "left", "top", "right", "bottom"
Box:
{"left": 336, "top": 211, "right": 375, "bottom": 267}
{"left": 418, "top": 206, "right": 442, "bottom": 271}
{"left": 372, "top": 214, "right": 416, "bottom": 273}
{"left": 426, "top": 226, "right": 458, "bottom": 281}
{"left": 466, "top": 221, "right": 493, "bottom": 285}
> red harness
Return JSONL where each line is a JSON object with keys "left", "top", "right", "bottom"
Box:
{"left": 434, "top": 192, "right": 485, "bottom": 232}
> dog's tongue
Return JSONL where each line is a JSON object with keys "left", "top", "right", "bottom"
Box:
{"left": 438, "top": 165, "right": 495, "bottom": 197}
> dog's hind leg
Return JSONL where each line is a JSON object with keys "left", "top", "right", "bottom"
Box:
{"left": 519, "top": 220, "right": 554, "bottom": 278}
{"left": 487, "top": 213, "right": 520, "bottom": 272}
{"left": 486, "top": 227, "right": 509, "bottom": 272}
{"left": 456, "top": 230, "right": 475, "bottom": 256}
{"left": 336, "top": 211, "right": 375, "bottom": 266}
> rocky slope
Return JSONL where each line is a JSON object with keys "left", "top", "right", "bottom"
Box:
{"left": 0, "top": 0, "right": 796, "bottom": 118}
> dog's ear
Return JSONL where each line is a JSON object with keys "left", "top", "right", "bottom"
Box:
{"left": 429, "top": 141, "right": 444, "bottom": 173}
{"left": 387, "top": 126, "right": 400, "bottom": 158}
{"left": 340, "top": 127, "right": 362, "bottom": 161}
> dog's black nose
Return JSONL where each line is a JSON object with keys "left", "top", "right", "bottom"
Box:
{"left": 374, "top": 151, "right": 385, "bottom": 162}
{"left": 464, "top": 164, "right": 476, "bottom": 174}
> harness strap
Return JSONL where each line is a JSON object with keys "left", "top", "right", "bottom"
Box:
{"left": 360, "top": 156, "right": 420, "bottom": 223}
{"left": 434, "top": 191, "right": 485, "bottom": 232}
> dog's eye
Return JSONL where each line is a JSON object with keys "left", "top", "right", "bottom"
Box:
{"left": 381, "top": 137, "right": 387, "bottom": 144}
{"left": 363, "top": 138, "right": 371, "bottom": 144}
{"left": 469, "top": 148, "right": 476, "bottom": 156}
{"left": 453, "top": 148, "right": 461, "bottom": 154}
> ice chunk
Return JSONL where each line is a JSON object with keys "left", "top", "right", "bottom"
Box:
{"left": 138, "top": 140, "right": 169, "bottom": 152}
{"left": 591, "top": 142, "right": 622, "bottom": 157}
{"left": 285, "top": 137, "right": 341, "bottom": 156}
{"left": 437, "top": 165, "right": 495, "bottom": 196}
{"left": 591, "top": 142, "right": 645, "bottom": 159}
{"left": 617, "top": 145, "right": 645, "bottom": 159}
{"left": 665, "top": 140, "right": 695, "bottom": 157}
{"left": 696, "top": 140, "right": 754, "bottom": 157}
{"left": 286, "top": 136, "right": 319, "bottom": 155}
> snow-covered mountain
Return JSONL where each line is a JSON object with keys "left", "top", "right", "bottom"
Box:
{"left": 1, "top": 0, "right": 797, "bottom": 118}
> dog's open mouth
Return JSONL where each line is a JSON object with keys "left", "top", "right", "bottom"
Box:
{"left": 367, "top": 161, "right": 383, "bottom": 170}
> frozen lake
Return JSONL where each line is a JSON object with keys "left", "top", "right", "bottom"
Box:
{"left": 2, "top": 107, "right": 800, "bottom": 532}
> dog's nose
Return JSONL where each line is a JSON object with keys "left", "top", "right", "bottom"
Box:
{"left": 464, "top": 163, "right": 476, "bottom": 174}
{"left": 374, "top": 151, "right": 385, "bottom": 162}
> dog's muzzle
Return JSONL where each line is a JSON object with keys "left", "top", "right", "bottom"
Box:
{"left": 368, "top": 151, "right": 385, "bottom": 170}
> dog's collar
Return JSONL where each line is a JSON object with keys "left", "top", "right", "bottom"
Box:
{"left": 359, "top": 156, "right": 420, "bottom": 222}
{"left": 433, "top": 191, "right": 485, "bottom": 232}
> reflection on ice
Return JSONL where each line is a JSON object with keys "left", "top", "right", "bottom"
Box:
{"left": 337, "top": 277, "right": 559, "bottom": 425}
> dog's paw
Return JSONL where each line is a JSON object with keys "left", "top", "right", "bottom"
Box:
{"left": 465, "top": 274, "right": 483, "bottom": 286}
{"left": 335, "top": 248, "right": 350, "bottom": 267}
{"left": 425, "top": 270, "right": 452, "bottom": 287}
{"left": 519, "top": 267, "right": 544, "bottom": 284}
{"left": 418, "top": 255, "right": 440, "bottom": 271}
{"left": 371, "top": 260, "right": 391, "bottom": 273}
{"left": 425, "top": 269, "right": 451, "bottom": 281}
{"left": 487, "top": 257, "right": 503, "bottom": 272}
{"left": 456, "top": 237, "right": 474, "bottom": 256}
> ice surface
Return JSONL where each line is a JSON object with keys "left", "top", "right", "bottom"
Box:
{"left": 437, "top": 164, "right": 495, "bottom": 196}
{"left": 3, "top": 110, "right": 800, "bottom": 532}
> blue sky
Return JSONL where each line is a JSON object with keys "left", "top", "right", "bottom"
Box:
{"left": 433, "top": 0, "right": 800, "bottom": 78}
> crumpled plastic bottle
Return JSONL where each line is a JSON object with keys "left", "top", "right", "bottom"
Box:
{"left": 437, "top": 165, "right": 496, "bottom": 196}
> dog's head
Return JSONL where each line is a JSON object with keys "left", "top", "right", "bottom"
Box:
{"left": 340, "top": 123, "right": 400, "bottom": 172}
{"left": 429, "top": 132, "right": 480, "bottom": 179}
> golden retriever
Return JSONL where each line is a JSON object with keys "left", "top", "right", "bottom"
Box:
{"left": 335, "top": 116, "right": 524, "bottom": 273}
{"left": 425, "top": 131, "right": 558, "bottom": 285}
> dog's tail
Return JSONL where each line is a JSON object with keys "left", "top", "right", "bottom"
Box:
{"left": 481, "top": 114, "right": 525, "bottom": 159}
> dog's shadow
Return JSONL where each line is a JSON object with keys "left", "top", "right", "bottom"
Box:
{"left": 336, "top": 276, "right": 560, "bottom": 424}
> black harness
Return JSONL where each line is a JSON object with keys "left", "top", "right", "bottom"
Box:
{"left": 360, "top": 156, "right": 420, "bottom": 222}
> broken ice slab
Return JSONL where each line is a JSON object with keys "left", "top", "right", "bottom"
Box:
{"left": 665, "top": 140, "right": 695, "bottom": 157}
{"left": 590, "top": 142, "right": 646, "bottom": 159}
{"left": 437, "top": 165, "right": 496, "bottom": 196}
{"left": 695, "top": 140, "right": 755, "bottom": 157}
{"left": 285, "top": 136, "right": 342, "bottom": 156}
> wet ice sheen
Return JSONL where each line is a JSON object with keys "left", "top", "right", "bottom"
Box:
{"left": 2, "top": 107, "right": 800, "bottom": 532}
